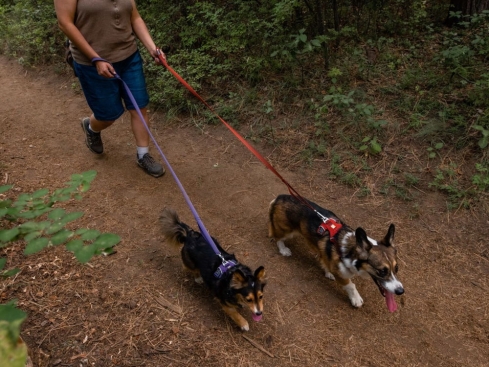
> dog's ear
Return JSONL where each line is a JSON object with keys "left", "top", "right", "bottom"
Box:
{"left": 230, "top": 269, "right": 247, "bottom": 289}
{"left": 254, "top": 266, "right": 266, "bottom": 284}
{"left": 355, "top": 227, "right": 372, "bottom": 259}
{"left": 381, "top": 223, "right": 395, "bottom": 247}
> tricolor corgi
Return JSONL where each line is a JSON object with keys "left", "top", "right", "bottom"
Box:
{"left": 268, "top": 194, "right": 403, "bottom": 311}
{"left": 161, "top": 208, "right": 267, "bottom": 330}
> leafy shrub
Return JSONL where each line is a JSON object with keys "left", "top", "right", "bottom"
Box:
{"left": 0, "top": 171, "right": 119, "bottom": 267}
{"left": 472, "top": 163, "right": 489, "bottom": 192}
{"left": 0, "top": 171, "right": 121, "bottom": 366}
{"left": 469, "top": 73, "right": 489, "bottom": 108}
{"left": 429, "top": 164, "right": 472, "bottom": 209}
{"left": 0, "top": 0, "right": 63, "bottom": 65}
{"left": 2, "top": 0, "right": 489, "bottom": 210}
{"left": 0, "top": 301, "right": 27, "bottom": 367}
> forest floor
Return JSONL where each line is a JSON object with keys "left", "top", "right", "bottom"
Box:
{"left": 1, "top": 55, "right": 489, "bottom": 367}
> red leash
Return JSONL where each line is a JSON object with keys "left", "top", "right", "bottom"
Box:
{"left": 156, "top": 50, "right": 337, "bottom": 228}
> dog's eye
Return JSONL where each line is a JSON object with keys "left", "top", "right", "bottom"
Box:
{"left": 395, "top": 264, "right": 399, "bottom": 273}
{"left": 378, "top": 267, "right": 388, "bottom": 277}
{"left": 246, "top": 297, "right": 253, "bottom": 303}
{"left": 259, "top": 294, "right": 263, "bottom": 300}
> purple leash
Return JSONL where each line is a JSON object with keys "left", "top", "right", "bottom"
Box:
{"left": 106, "top": 66, "right": 236, "bottom": 277}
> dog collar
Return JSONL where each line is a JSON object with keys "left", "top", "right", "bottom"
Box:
{"left": 214, "top": 258, "right": 238, "bottom": 279}
{"left": 317, "top": 218, "right": 343, "bottom": 242}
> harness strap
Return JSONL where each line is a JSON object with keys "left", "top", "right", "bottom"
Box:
{"left": 214, "top": 258, "right": 238, "bottom": 279}
{"left": 318, "top": 218, "right": 344, "bottom": 259}
{"left": 317, "top": 218, "right": 342, "bottom": 239}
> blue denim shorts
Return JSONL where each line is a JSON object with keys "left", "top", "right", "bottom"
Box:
{"left": 73, "top": 50, "right": 150, "bottom": 121}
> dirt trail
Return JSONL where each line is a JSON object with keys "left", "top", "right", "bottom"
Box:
{"left": 1, "top": 55, "right": 488, "bottom": 367}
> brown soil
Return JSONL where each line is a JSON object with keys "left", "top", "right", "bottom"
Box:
{"left": 1, "top": 55, "right": 489, "bottom": 367}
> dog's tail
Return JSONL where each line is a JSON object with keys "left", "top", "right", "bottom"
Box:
{"left": 160, "top": 208, "right": 190, "bottom": 246}
{"left": 267, "top": 197, "right": 278, "bottom": 238}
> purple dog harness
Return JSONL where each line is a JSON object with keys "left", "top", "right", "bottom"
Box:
{"left": 213, "top": 257, "right": 238, "bottom": 279}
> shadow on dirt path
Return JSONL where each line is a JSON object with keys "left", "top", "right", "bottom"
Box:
{"left": 1, "top": 56, "right": 488, "bottom": 367}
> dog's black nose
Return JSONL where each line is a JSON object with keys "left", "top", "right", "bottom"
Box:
{"left": 255, "top": 311, "right": 262, "bottom": 316}
{"left": 395, "top": 287, "right": 404, "bottom": 295}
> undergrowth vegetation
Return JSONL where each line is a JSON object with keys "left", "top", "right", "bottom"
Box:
{"left": 0, "top": 0, "right": 488, "bottom": 211}
{"left": 0, "top": 171, "right": 120, "bottom": 366}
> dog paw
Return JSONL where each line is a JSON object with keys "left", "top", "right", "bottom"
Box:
{"left": 325, "top": 271, "right": 335, "bottom": 280}
{"left": 241, "top": 323, "right": 250, "bottom": 331}
{"left": 277, "top": 242, "right": 292, "bottom": 256}
{"left": 194, "top": 277, "right": 204, "bottom": 284}
{"left": 344, "top": 283, "right": 364, "bottom": 308}
{"left": 277, "top": 241, "right": 292, "bottom": 256}
{"left": 350, "top": 294, "right": 364, "bottom": 308}
{"left": 279, "top": 248, "right": 292, "bottom": 256}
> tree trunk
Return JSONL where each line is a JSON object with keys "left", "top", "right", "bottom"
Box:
{"left": 332, "top": 0, "right": 340, "bottom": 32}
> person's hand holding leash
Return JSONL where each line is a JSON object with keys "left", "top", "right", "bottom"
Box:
{"left": 153, "top": 48, "right": 166, "bottom": 65}
{"left": 92, "top": 58, "right": 116, "bottom": 78}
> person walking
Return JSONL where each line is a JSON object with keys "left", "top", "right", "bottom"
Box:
{"left": 54, "top": 0, "right": 165, "bottom": 177}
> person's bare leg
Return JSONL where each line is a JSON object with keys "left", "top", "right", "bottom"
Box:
{"left": 88, "top": 114, "right": 114, "bottom": 132}
{"left": 129, "top": 108, "right": 150, "bottom": 147}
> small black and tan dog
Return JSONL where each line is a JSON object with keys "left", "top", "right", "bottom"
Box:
{"left": 160, "top": 208, "right": 266, "bottom": 331}
{"left": 268, "top": 194, "right": 404, "bottom": 311}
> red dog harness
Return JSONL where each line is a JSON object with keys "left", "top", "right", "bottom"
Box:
{"left": 317, "top": 218, "right": 343, "bottom": 242}
{"left": 317, "top": 217, "right": 344, "bottom": 259}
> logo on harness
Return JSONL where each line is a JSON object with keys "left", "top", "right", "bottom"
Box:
{"left": 317, "top": 218, "right": 343, "bottom": 241}
{"left": 214, "top": 259, "right": 238, "bottom": 279}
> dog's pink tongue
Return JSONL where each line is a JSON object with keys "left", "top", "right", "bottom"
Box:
{"left": 385, "top": 291, "right": 397, "bottom": 312}
{"left": 252, "top": 313, "right": 263, "bottom": 322}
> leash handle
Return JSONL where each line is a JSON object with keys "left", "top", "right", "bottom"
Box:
{"left": 113, "top": 71, "right": 222, "bottom": 256}
{"left": 91, "top": 57, "right": 107, "bottom": 65}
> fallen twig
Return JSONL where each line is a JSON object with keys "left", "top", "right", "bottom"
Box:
{"left": 242, "top": 334, "right": 274, "bottom": 358}
{"left": 155, "top": 295, "right": 183, "bottom": 315}
{"left": 471, "top": 281, "right": 488, "bottom": 292}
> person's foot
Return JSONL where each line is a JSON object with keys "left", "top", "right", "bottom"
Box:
{"left": 137, "top": 153, "right": 165, "bottom": 178}
{"left": 81, "top": 117, "right": 103, "bottom": 154}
